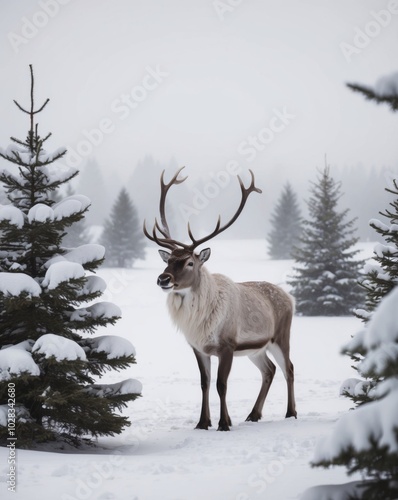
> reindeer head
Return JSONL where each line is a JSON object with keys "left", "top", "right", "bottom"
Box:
{"left": 143, "top": 167, "right": 262, "bottom": 293}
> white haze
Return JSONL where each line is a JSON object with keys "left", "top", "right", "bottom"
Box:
{"left": 0, "top": 0, "right": 397, "bottom": 238}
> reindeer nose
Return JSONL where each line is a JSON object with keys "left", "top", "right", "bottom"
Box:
{"left": 157, "top": 273, "right": 173, "bottom": 289}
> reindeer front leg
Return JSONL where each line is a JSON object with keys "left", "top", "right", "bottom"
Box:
{"left": 216, "top": 348, "right": 234, "bottom": 431}
{"left": 193, "top": 348, "right": 212, "bottom": 430}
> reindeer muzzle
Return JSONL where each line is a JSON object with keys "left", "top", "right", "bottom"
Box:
{"left": 157, "top": 273, "right": 174, "bottom": 290}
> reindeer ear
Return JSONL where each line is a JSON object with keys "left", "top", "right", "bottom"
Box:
{"left": 158, "top": 249, "right": 171, "bottom": 263}
{"left": 199, "top": 248, "right": 211, "bottom": 263}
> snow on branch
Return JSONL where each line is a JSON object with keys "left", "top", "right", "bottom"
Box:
{"left": 313, "top": 388, "right": 398, "bottom": 463}
{"left": 0, "top": 347, "right": 40, "bottom": 381}
{"left": 42, "top": 261, "right": 85, "bottom": 289}
{"left": 373, "top": 243, "right": 397, "bottom": 258}
{"left": 85, "top": 378, "right": 142, "bottom": 398}
{"left": 32, "top": 334, "right": 87, "bottom": 361}
{"left": 79, "top": 275, "right": 107, "bottom": 296}
{"left": 45, "top": 244, "right": 106, "bottom": 269}
{"left": 53, "top": 195, "right": 91, "bottom": 220}
{"left": 374, "top": 71, "right": 398, "bottom": 98}
{"left": 85, "top": 335, "right": 136, "bottom": 359}
{"left": 313, "top": 288, "right": 398, "bottom": 465}
{"left": 0, "top": 205, "right": 25, "bottom": 228}
{"left": 64, "top": 244, "right": 105, "bottom": 265}
{"left": 0, "top": 405, "right": 33, "bottom": 427}
{"left": 28, "top": 204, "right": 54, "bottom": 223}
{"left": 0, "top": 273, "right": 41, "bottom": 297}
{"left": 70, "top": 302, "right": 122, "bottom": 322}
{"left": 301, "top": 481, "right": 369, "bottom": 500}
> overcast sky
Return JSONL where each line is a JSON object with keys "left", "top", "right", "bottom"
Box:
{"left": 1, "top": 0, "right": 397, "bottom": 186}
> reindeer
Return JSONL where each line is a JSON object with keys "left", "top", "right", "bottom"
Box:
{"left": 144, "top": 168, "right": 297, "bottom": 431}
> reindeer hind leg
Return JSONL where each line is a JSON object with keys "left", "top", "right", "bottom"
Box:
{"left": 246, "top": 351, "right": 276, "bottom": 422}
{"left": 267, "top": 342, "right": 297, "bottom": 419}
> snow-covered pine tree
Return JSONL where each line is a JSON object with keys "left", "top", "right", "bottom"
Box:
{"left": 268, "top": 182, "right": 302, "bottom": 259}
{"left": 101, "top": 188, "right": 145, "bottom": 268}
{"left": 288, "top": 165, "right": 364, "bottom": 316}
{"left": 340, "top": 72, "right": 398, "bottom": 407}
{"left": 349, "top": 73, "right": 398, "bottom": 323}
{"left": 0, "top": 66, "right": 141, "bottom": 447}
{"left": 355, "top": 181, "right": 398, "bottom": 324}
{"left": 302, "top": 287, "right": 398, "bottom": 500}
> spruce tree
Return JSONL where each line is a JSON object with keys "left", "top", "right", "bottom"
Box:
{"left": 349, "top": 74, "right": 398, "bottom": 322}
{"left": 303, "top": 288, "right": 398, "bottom": 500}
{"left": 288, "top": 166, "right": 364, "bottom": 316}
{"left": 343, "top": 73, "right": 398, "bottom": 405}
{"left": 356, "top": 181, "right": 398, "bottom": 323}
{"left": 101, "top": 188, "right": 145, "bottom": 268}
{"left": 0, "top": 66, "right": 141, "bottom": 447}
{"left": 268, "top": 182, "right": 302, "bottom": 259}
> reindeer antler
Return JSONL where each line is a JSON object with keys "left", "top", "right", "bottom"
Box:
{"left": 186, "top": 170, "right": 262, "bottom": 249}
{"left": 143, "top": 167, "right": 188, "bottom": 250}
{"left": 143, "top": 168, "right": 262, "bottom": 251}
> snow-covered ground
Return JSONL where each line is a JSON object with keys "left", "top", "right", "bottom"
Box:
{"left": 1, "top": 240, "right": 375, "bottom": 500}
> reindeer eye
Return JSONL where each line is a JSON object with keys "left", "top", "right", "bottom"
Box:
{"left": 187, "top": 262, "right": 194, "bottom": 267}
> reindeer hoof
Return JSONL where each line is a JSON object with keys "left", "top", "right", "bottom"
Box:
{"left": 195, "top": 420, "right": 212, "bottom": 430}
{"left": 285, "top": 410, "right": 297, "bottom": 419}
{"left": 245, "top": 412, "right": 261, "bottom": 422}
{"left": 217, "top": 421, "right": 231, "bottom": 431}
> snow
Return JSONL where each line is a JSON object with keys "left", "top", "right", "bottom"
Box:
{"left": 0, "top": 240, "right": 377, "bottom": 499}
{"left": 44, "top": 244, "right": 105, "bottom": 269}
{"left": 64, "top": 243, "right": 105, "bottom": 265}
{"left": 42, "top": 261, "right": 85, "bottom": 289}
{"left": 362, "top": 287, "right": 398, "bottom": 350}
{"left": 0, "top": 405, "right": 32, "bottom": 427}
{"left": 86, "top": 379, "right": 142, "bottom": 397}
{"left": 313, "top": 388, "right": 398, "bottom": 462}
{"left": 0, "top": 347, "right": 40, "bottom": 381}
{"left": 87, "top": 335, "right": 136, "bottom": 358}
{"left": 369, "top": 217, "right": 389, "bottom": 232}
{"left": 53, "top": 195, "right": 91, "bottom": 220}
{"left": 70, "top": 302, "right": 121, "bottom": 322}
{"left": 32, "top": 334, "right": 87, "bottom": 361}
{"left": 41, "top": 164, "right": 77, "bottom": 185}
{"left": 311, "top": 283, "right": 398, "bottom": 483}
{"left": 86, "top": 301, "right": 122, "bottom": 319}
{"left": 79, "top": 275, "right": 107, "bottom": 295}
{"left": 374, "top": 71, "right": 398, "bottom": 97}
{"left": 0, "top": 204, "right": 24, "bottom": 228}
{"left": 338, "top": 378, "right": 363, "bottom": 397}
{"left": 0, "top": 272, "right": 41, "bottom": 297}
{"left": 301, "top": 480, "right": 366, "bottom": 500}
{"left": 27, "top": 203, "right": 54, "bottom": 223}
{"left": 37, "top": 146, "right": 66, "bottom": 163}
{"left": 373, "top": 242, "right": 396, "bottom": 258}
